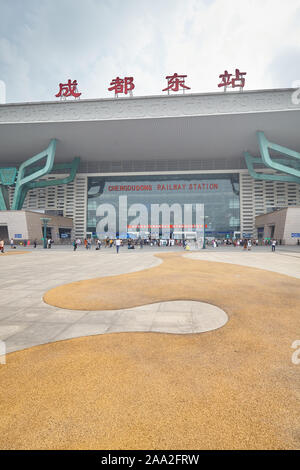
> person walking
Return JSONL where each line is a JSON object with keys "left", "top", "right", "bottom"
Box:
{"left": 0, "top": 239, "right": 4, "bottom": 253}
{"left": 73, "top": 239, "right": 77, "bottom": 251}
{"left": 10, "top": 238, "right": 14, "bottom": 249}
{"left": 272, "top": 239, "right": 276, "bottom": 252}
{"left": 247, "top": 239, "right": 252, "bottom": 251}
{"left": 115, "top": 237, "right": 121, "bottom": 254}
{"left": 47, "top": 238, "right": 52, "bottom": 249}
{"left": 33, "top": 239, "right": 37, "bottom": 248}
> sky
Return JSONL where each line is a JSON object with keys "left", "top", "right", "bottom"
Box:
{"left": 0, "top": 0, "right": 300, "bottom": 103}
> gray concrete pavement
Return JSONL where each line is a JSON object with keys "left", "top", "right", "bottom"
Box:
{"left": 0, "top": 250, "right": 161, "bottom": 352}
{"left": 185, "top": 249, "right": 300, "bottom": 279}
{"left": 0, "top": 298, "right": 228, "bottom": 353}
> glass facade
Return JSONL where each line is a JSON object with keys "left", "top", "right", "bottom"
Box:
{"left": 87, "top": 173, "right": 240, "bottom": 238}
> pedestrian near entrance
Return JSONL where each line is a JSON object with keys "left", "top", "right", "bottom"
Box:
{"left": 47, "top": 238, "right": 52, "bottom": 249}
{"left": 116, "top": 238, "right": 121, "bottom": 253}
{"left": 272, "top": 239, "right": 276, "bottom": 252}
{"left": 0, "top": 240, "right": 4, "bottom": 253}
{"left": 10, "top": 238, "right": 14, "bottom": 249}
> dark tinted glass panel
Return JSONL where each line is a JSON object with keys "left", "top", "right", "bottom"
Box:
{"left": 87, "top": 174, "right": 240, "bottom": 238}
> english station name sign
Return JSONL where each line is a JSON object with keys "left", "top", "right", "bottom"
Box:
{"left": 107, "top": 183, "right": 220, "bottom": 192}
{"left": 55, "top": 68, "right": 247, "bottom": 99}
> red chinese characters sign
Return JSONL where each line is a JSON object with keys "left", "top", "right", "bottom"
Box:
{"left": 218, "top": 69, "right": 246, "bottom": 90}
{"left": 162, "top": 73, "right": 191, "bottom": 94}
{"left": 55, "top": 79, "right": 81, "bottom": 99}
{"left": 108, "top": 77, "right": 135, "bottom": 96}
{"left": 55, "top": 69, "right": 247, "bottom": 100}
{"left": 128, "top": 224, "right": 207, "bottom": 229}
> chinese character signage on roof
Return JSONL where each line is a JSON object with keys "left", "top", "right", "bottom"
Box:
{"left": 218, "top": 69, "right": 246, "bottom": 91}
{"left": 55, "top": 68, "right": 247, "bottom": 100}
{"left": 55, "top": 79, "right": 81, "bottom": 99}
{"left": 162, "top": 73, "right": 191, "bottom": 94}
{"left": 108, "top": 77, "right": 135, "bottom": 97}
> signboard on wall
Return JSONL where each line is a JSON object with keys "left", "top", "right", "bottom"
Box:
{"left": 291, "top": 233, "right": 300, "bottom": 237}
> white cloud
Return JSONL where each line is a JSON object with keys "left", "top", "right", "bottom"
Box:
{"left": 160, "top": 0, "right": 300, "bottom": 91}
{"left": 0, "top": 0, "right": 300, "bottom": 102}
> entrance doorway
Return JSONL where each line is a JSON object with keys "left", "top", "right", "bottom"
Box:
{"left": 0, "top": 225, "right": 9, "bottom": 241}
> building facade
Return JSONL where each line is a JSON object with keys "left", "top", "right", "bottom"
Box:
{"left": 0, "top": 210, "right": 73, "bottom": 243}
{"left": 255, "top": 207, "right": 300, "bottom": 244}
{"left": 1, "top": 87, "right": 300, "bottom": 241}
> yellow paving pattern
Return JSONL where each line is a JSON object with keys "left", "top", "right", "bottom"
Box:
{"left": 0, "top": 254, "right": 299, "bottom": 449}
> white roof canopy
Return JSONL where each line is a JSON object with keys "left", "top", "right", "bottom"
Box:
{"left": 0, "top": 88, "right": 299, "bottom": 165}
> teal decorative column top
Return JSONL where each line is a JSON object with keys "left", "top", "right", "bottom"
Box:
{"left": 245, "top": 131, "right": 300, "bottom": 184}
{"left": 0, "top": 140, "right": 80, "bottom": 211}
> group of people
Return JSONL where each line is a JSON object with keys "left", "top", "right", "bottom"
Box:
{"left": 72, "top": 236, "right": 180, "bottom": 252}
{"left": 0, "top": 238, "right": 53, "bottom": 251}
{"left": 72, "top": 237, "right": 122, "bottom": 252}
{"left": 209, "top": 238, "right": 260, "bottom": 247}
{"left": 240, "top": 239, "right": 277, "bottom": 251}
{"left": 71, "top": 237, "right": 279, "bottom": 253}
{"left": 208, "top": 238, "right": 278, "bottom": 252}
{"left": 73, "top": 238, "right": 102, "bottom": 251}
{"left": 0, "top": 235, "right": 279, "bottom": 254}
{"left": 72, "top": 236, "right": 181, "bottom": 252}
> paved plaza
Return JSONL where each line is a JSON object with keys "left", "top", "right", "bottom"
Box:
{"left": 0, "top": 245, "right": 299, "bottom": 449}
{"left": 0, "top": 246, "right": 299, "bottom": 353}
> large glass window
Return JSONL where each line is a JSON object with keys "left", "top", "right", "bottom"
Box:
{"left": 87, "top": 173, "right": 240, "bottom": 238}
